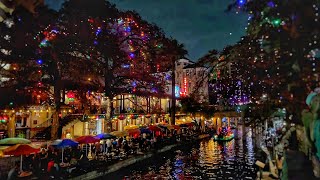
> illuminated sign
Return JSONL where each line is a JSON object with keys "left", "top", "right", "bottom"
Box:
{"left": 175, "top": 85, "right": 180, "bottom": 98}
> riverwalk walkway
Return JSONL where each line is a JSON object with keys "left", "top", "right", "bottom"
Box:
{"left": 284, "top": 150, "right": 318, "bottom": 180}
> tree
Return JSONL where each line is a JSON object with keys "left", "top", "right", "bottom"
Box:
{"left": 58, "top": 0, "right": 179, "bottom": 131}
{"left": 0, "top": 6, "right": 57, "bottom": 109}
{"left": 226, "top": 0, "right": 320, "bottom": 121}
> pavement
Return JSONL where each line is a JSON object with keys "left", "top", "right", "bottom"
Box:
{"left": 284, "top": 150, "right": 319, "bottom": 180}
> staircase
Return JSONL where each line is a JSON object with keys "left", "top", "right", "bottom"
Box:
{"left": 62, "top": 115, "right": 83, "bottom": 133}
{"left": 32, "top": 114, "right": 83, "bottom": 140}
{"left": 31, "top": 117, "right": 52, "bottom": 140}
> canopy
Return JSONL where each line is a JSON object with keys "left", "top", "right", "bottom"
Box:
{"left": 124, "top": 125, "right": 139, "bottom": 130}
{"left": 167, "top": 125, "right": 180, "bottom": 130}
{"left": 4, "top": 144, "right": 40, "bottom": 172}
{"left": 0, "top": 138, "right": 31, "bottom": 146}
{"left": 95, "top": 133, "right": 115, "bottom": 140}
{"left": 140, "top": 128, "right": 152, "bottom": 134}
{"left": 51, "top": 139, "right": 78, "bottom": 148}
{"left": 110, "top": 131, "right": 128, "bottom": 137}
{"left": 75, "top": 136, "right": 99, "bottom": 144}
{"left": 148, "top": 125, "right": 161, "bottom": 132}
{"left": 4, "top": 144, "right": 40, "bottom": 156}
{"left": 126, "top": 129, "right": 140, "bottom": 136}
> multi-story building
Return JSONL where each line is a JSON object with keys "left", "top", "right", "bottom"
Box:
{"left": 0, "top": 59, "right": 210, "bottom": 139}
{"left": 172, "top": 58, "right": 209, "bottom": 103}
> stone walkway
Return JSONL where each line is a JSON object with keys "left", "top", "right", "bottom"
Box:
{"left": 285, "top": 150, "right": 318, "bottom": 180}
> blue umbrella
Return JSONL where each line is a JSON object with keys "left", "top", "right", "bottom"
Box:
{"left": 140, "top": 128, "right": 152, "bottom": 134}
{"left": 95, "top": 133, "right": 115, "bottom": 140}
{"left": 51, "top": 139, "right": 78, "bottom": 148}
{"left": 51, "top": 139, "right": 78, "bottom": 163}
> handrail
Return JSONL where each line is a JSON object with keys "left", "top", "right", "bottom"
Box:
{"left": 34, "top": 117, "right": 52, "bottom": 129}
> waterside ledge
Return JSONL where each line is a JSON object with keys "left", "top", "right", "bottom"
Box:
{"left": 70, "top": 134, "right": 210, "bottom": 180}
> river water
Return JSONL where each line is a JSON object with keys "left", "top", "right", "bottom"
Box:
{"left": 104, "top": 127, "right": 257, "bottom": 180}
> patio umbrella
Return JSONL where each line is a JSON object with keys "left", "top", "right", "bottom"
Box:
{"left": 186, "top": 122, "right": 195, "bottom": 128}
{"left": 51, "top": 139, "right": 78, "bottom": 147}
{"left": 51, "top": 139, "right": 78, "bottom": 163}
{"left": 0, "top": 138, "right": 31, "bottom": 146}
{"left": 140, "top": 128, "right": 152, "bottom": 134}
{"left": 124, "top": 125, "right": 139, "bottom": 130}
{"left": 95, "top": 134, "right": 115, "bottom": 152}
{"left": 148, "top": 125, "right": 161, "bottom": 132}
{"left": 75, "top": 136, "right": 99, "bottom": 144}
{"left": 110, "top": 131, "right": 129, "bottom": 137}
{"left": 167, "top": 125, "right": 180, "bottom": 130}
{"left": 126, "top": 129, "right": 141, "bottom": 136}
{"left": 148, "top": 125, "right": 162, "bottom": 137}
{"left": 95, "top": 133, "right": 115, "bottom": 140}
{"left": 75, "top": 136, "right": 99, "bottom": 157}
{"left": 4, "top": 144, "right": 40, "bottom": 171}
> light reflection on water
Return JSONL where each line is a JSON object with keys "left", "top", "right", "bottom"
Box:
{"left": 108, "top": 128, "right": 257, "bottom": 180}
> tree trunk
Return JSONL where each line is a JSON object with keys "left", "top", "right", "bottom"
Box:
{"left": 104, "top": 57, "right": 113, "bottom": 132}
{"left": 105, "top": 97, "right": 113, "bottom": 132}
{"left": 8, "top": 111, "right": 15, "bottom": 138}
{"left": 170, "top": 58, "right": 176, "bottom": 125}
{"left": 51, "top": 81, "right": 61, "bottom": 140}
{"left": 51, "top": 51, "right": 61, "bottom": 140}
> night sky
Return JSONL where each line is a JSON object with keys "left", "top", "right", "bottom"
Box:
{"left": 45, "top": 0, "right": 247, "bottom": 61}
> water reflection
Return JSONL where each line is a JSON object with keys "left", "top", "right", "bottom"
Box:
{"left": 111, "top": 128, "right": 257, "bottom": 180}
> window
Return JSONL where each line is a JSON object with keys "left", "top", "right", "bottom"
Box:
{"left": 33, "top": 120, "right": 37, "bottom": 125}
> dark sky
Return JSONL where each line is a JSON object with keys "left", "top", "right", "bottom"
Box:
{"left": 45, "top": 0, "right": 247, "bottom": 60}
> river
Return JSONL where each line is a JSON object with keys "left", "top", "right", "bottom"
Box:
{"left": 102, "top": 127, "right": 257, "bottom": 180}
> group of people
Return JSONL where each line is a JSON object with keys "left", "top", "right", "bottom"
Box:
{"left": 7, "top": 127, "right": 200, "bottom": 179}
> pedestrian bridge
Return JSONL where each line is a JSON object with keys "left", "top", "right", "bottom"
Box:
{"left": 212, "top": 111, "right": 242, "bottom": 128}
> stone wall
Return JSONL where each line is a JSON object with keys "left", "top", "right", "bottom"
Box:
{"left": 0, "top": 156, "right": 19, "bottom": 179}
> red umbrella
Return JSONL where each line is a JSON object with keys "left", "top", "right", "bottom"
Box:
{"left": 186, "top": 123, "right": 194, "bottom": 128}
{"left": 126, "top": 129, "right": 141, "bottom": 136}
{"left": 75, "top": 136, "right": 99, "bottom": 157}
{"left": 4, "top": 144, "right": 40, "bottom": 156}
{"left": 75, "top": 135, "right": 99, "bottom": 144}
{"left": 172, "top": 125, "right": 180, "bottom": 130}
{"left": 148, "top": 125, "right": 161, "bottom": 132}
{"left": 4, "top": 144, "right": 40, "bottom": 171}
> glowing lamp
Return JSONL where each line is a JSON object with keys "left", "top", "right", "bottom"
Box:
{"left": 272, "top": 19, "right": 281, "bottom": 27}
{"left": 118, "top": 114, "right": 125, "bottom": 120}
{"left": 67, "top": 91, "right": 75, "bottom": 102}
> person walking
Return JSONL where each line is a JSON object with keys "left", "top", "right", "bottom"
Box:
{"left": 276, "top": 153, "right": 284, "bottom": 179}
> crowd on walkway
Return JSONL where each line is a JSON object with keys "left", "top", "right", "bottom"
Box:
{"left": 6, "top": 127, "right": 205, "bottom": 180}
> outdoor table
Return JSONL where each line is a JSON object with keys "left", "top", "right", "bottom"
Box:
{"left": 18, "top": 171, "right": 32, "bottom": 178}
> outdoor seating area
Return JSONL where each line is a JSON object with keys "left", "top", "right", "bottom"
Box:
{"left": 0, "top": 122, "right": 201, "bottom": 179}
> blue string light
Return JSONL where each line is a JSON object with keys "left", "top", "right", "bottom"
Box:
{"left": 37, "top": 59, "right": 43, "bottom": 65}
{"left": 238, "top": 0, "right": 246, "bottom": 6}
